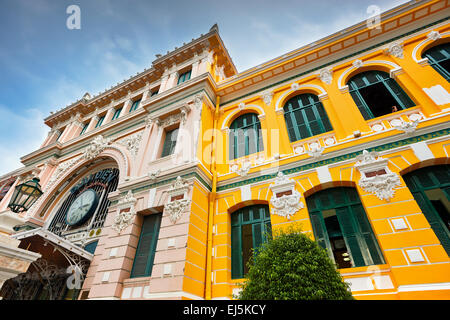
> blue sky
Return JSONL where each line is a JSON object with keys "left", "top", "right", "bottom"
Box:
{"left": 0, "top": 0, "right": 408, "bottom": 176}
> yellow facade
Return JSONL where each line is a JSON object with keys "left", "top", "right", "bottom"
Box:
{"left": 195, "top": 1, "right": 450, "bottom": 300}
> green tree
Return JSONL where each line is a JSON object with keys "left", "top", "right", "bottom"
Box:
{"left": 237, "top": 225, "right": 354, "bottom": 300}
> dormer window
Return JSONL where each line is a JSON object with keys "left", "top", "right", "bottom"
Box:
{"left": 177, "top": 70, "right": 191, "bottom": 85}
{"left": 151, "top": 87, "right": 160, "bottom": 97}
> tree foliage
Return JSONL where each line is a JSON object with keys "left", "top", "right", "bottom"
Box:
{"left": 237, "top": 225, "right": 354, "bottom": 300}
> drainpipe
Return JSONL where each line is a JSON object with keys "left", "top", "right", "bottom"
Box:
{"left": 205, "top": 96, "right": 220, "bottom": 300}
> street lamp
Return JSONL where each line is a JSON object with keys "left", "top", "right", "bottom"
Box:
{"left": 8, "top": 177, "right": 43, "bottom": 213}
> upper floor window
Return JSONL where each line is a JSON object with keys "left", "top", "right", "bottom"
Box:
{"left": 80, "top": 123, "right": 88, "bottom": 135}
{"left": 112, "top": 107, "right": 122, "bottom": 121}
{"left": 229, "top": 113, "right": 263, "bottom": 160}
{"left": 95, "top": 115, "right": 105, "bottom": 128}
{"left": 231, "top": 205, "right": 272, "bottom": 279}
{"left": 129, "top": 99, "right": 141, "bottom": 113}
{"left": 307, "top": 187, "right": 384, "bottom": 269}
{"left": 130, "top": 213, "right": 161, "bottom": 278}
{"left": 347, "top": 70, "right": 415, "bottom": 120}
{"left": 283, "top": 93, "right": 333, "bottom": 142}
{"left": 177, "top": 70, "right": 191, "bottom": 85}
{"left": 161, "top": 127, "right": 179, "bottom": 158}
{"left": 423, "top": 42, "right": 450, "bottom": 81}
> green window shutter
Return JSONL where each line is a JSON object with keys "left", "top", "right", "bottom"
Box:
{"left": 231, "top": 205, "right": 272, "bottom": 279}
{"left": 283, "top": 93, "right": 333, "bottom": 142}
{"left": 231, "top": 225, "right": 242, "bottom": 279}
{"left": 404, "top": 165, "right": 450, "bottom": 256}
{"left": 335, "top": 206, "right": 365, "bottom": 267}
{"left": 348, "top": 71, "right": 414, "bottom": 120}
{"left": 411, "top": 191, "right": 450, "bottom": 255}
{"left": 349, "top": 89, "right": 373, "bottom": 120}
{"left": 130, "top": 213, "right": 161, "bottom": 278}
{"left": 310, "top": 212, "right": 334, "bottom": 260}
{"left": 351, "top": 204, "right": 385, "bottom": 265}
{"left": 229, "top": 113, "right": 263, "bottom": 160}
{"left": 423, "top": 43, "right": 450, "bottom": 81}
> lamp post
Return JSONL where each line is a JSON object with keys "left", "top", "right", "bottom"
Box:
{"left": 8, "top": 177, "right": 43, "bottom": 213}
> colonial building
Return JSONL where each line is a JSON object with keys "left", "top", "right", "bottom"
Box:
{"left": 0, "top": 0, "right": 449, "bottom": 300}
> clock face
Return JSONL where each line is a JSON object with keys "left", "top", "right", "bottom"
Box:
{"left": 66, "top": 189, "right": 99, "bottom": 226}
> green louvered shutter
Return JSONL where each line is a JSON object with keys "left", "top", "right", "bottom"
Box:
{"left": 130, "top": 213, "right": 161, "bottom": 278}
{"left": 411, "top": 191, "right": 450, "bottom": 256}
{"left": 335, "top": 206, "right": 365, "bottom": 267}
{"left": 351, "top": 204, "right": 384, "bottom": 265}
{"left": 310, "top": 212, "right": 333, "bottom": 260}
{"left": 231, "top": 225, "right": 242, "bottom": 279}
{"left": 404, "top": 165, "right": 450, "bottom": 256}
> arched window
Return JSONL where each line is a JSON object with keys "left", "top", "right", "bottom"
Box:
{"left": 422, "top": 42, "right": 450, "bottom": 81}
{"left": 229, "top": 113, "right": 263, "bottom": 160}
{"left": 283, "top": 93, "right": 333, "bottom": 142}
{"left": 307, "top": 187, "right": 384, "bottom": 269}
{"left": 347, "top": 70, "right": 415, "bottom": 120}
{"left": 403, "top": 165, "right": 450, "bottom": 256}
{"left": 231, "top": 205, "right": 272, "bottom": 279}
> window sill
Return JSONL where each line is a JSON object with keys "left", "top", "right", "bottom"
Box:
{"left": 339, "top": 263, "right": 391, "bottom": 276}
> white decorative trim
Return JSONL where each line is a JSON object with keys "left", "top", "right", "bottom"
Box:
{"left": 392, "top": 119, "right": 419, "bottom": 134}
{"left": 83, "top": 135, "right": 113, "bottom": 160}
{"left": 230, "top": 161, "right": 252, "bottom": 177}
{"left": 261, "top": 90, "right": 274, "bottom": 106}
{"left": 384, "top": 41, "right": 404, "bottom": 59}
{"left": 221, "top": 104, "right": 265, "bottom": 131}
{"left": 275, "top": 84, "right": 327, "bottom": 112}
{"left": 112, "top": 190, "right": 137, "bottom": 234}
{"left": 164, "top": 177, "right": 191, "bottom": 224}
{"left": 318, "top": 68, "right": 333, "bottom": 85}
{"left": 412, "top": 31, "right": 450, "bottom": 63}
{"left": 269, "top": 172, "right": 304, "bottom": 220}
{"left": 338, "top": 60, "right": 401, "bottom": 90}
{"left": 117, "top": 131, "right": 143, "bottom": 157}
{"left": 354, "top": 150, "right": 401, "bottom": 201}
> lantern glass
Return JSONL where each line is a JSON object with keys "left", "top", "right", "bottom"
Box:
{"left": 8, "top": 178, "right": 43, "bottom": 213}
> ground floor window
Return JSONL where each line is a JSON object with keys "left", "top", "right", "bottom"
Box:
{"left": 130, "top": 213, "right": 162, "bottom": 278}
{"left": 307, "top": 187, "right": 384, "bottom": 269}
{"left": 231, "top": 205, "right": 271, "bottom": 279}
{"left": 403, "top": 165, "right": 450, "bottom": 256}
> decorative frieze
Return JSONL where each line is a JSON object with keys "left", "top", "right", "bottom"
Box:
{"left": 269, "top": 172, "right": 304, "bottom": 220}
{"left": 355, "top": 150, "right": 401, "bottom": 201}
